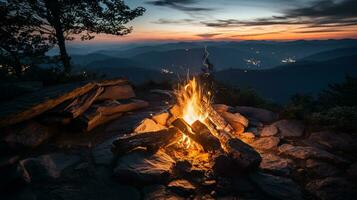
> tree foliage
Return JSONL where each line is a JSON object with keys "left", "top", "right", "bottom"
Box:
{"left": 2, "top": 0, "right": 145, "bottom": 74}
{"left": 0, "top": 1, "right": 51, "bottom": 78}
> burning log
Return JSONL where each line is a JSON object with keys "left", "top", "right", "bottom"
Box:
{"left": 172, "top": 118, "right": 222, "bottom": 152}
{"left": 112, "top": 127, "right": 181, "bottom": 154}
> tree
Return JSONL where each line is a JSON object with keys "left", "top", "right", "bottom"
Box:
{"left": 6, "top": 0, "right": 145, "bottom": 74}
{"left": 0, "top": 1, "right": 51, "bottom": 78}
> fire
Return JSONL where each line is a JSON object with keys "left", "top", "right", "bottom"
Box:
{"left": 175, "top": 77, "right": 211, "bottom": 149}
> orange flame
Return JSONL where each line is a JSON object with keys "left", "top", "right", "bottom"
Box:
{"left": 175, "top": 77, "right": 211, "bottom": 149}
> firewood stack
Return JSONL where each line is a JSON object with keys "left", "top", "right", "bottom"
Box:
{"left": 0, "top": 79, "right": 148, "bottom": 132}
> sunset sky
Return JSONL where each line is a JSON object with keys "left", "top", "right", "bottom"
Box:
{"left": 88, "top": 0, "right": 357, "bottom": 43}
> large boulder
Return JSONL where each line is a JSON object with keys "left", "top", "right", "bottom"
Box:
{"left": 278, "top": 144, "right": 347, "bottom": 164}
{"left": 2, "top": 121, "right": 52, "bottom": 149}
{"left": 260, "top": 153, "right": 293, "bottom": 176}
{"left": 17, "top": 153, "right": 81, "bottom": 182}
{"left": 250, "top": 172, "right": 303, "bottom": 200}
{"left": 114, "top": 149, "right": 175, "bottom": 184}
{"left": 235, "top": 106, "right": 278, "bottom": 123}
{"left": 306, "top": 177, "right": 357, "bottom": 200}
{"left": 273, "top": 120, "right": 304, "bottom": 138}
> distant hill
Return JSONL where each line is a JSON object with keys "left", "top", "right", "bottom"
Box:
{"left": 302, "top": 46, "right": 357, "bottom": 62}
{"left": 215, "top": 54, "right": 357, "bottom": 103}
{"left": 71, "top": 53, "right": 117, "bottom": 66}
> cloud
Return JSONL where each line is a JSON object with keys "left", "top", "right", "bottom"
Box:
{"left": 146, "top": 0, "right": 213, "bottom": 12}
{"left": 196, "top": 33, "right": 221, "bottom": 38}
{"left": 154, "top": 18, "right": 195, "bottom": 24}
{"left": 201, "top": 0, "right": 357, "bottom": 29}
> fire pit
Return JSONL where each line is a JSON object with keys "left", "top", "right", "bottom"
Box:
{"left": 112, "top": 77, "right": 261, "bottom": 176}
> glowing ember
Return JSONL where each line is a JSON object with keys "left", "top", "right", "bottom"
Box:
{"left": 175, "top": 77, "right": 211, "bottom": 149}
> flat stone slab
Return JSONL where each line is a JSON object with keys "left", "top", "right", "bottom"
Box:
{"left": 250, "top": 172, "right": 303, "bottom": 200}
{"left": 18, "top": 153, "right": 81, "bottom": 182}
{"left": 114, "top": 149, "right": 175, "bottom": 184}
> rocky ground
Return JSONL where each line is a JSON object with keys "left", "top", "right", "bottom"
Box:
{"left": 1, "top": 91, "right": 357, "bottom": 200}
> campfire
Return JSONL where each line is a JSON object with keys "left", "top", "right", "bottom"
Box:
{"left": 112, "top": 76, "right": 261, "bottom": 174}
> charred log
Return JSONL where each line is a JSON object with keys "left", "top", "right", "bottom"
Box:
{"left": 112, "top": 127, "right": 181, "bottom": 155}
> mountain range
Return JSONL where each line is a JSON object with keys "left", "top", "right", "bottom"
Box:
{"left": 67, "top": 39, "right": 357, "bottom": 103}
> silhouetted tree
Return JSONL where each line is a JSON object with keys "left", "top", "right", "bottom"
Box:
{"left": 0, "top": 1, "right": 51, "bottom": 78}
{"left": 4, "top": 0, "right": 145, "bottom": 74}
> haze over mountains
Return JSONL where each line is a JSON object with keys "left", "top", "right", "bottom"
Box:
{"left": 66, "top": 39, "right": 357, "bottom": 103}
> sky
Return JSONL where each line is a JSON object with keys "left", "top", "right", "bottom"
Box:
{"left": 87, "top": 0, "right": 357, "bottom": 43}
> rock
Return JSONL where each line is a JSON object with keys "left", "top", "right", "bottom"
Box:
{"left": 250, "top": 172, "right": 303, "bottom": 200}
{"left": 260, "top": 125, "right": 278, "bottom": 137}
{"left": 278, "top": 144, "right": 347, "bottom": 164}
{"left": 168, "top": 179, "right": 196, "bottom": 196}
{"left": 347, "top": 162, "right": 357, "bottom": 179}
{"left": 213, "top": 104, "right": 230, "bottom": 113}
{"left": 3, "top": 121, "right": 52, "bottom": 149}
{"left": 306, "top": 159, "right": 341, "bottom": 178}
{"left": 260, "top": 153, "right": 293, "bottom": 176}
{"left": 306, "top": 177, "right": 357, "bottom": 200}
{"left": 134, "top": 118, "right": 166, "bottom": 133}
{"left": 17, "top": 153, "right": 80, "bottom": 182}
{"left": 114, "top": 149, "right": 175, "bottom": 184}
{"left": 152, "top": 112, "right": 170, "bottom": 126}
{"left": 223, "top": 138, "right": 262, "bottom": 172}
{"left": 92, "top": 137, "right": 116, "bottom": 166}
{"left": 251, "top": 137, "right": 280, "bottom": 151}
{"left": 142, "top": 185, "right": 184, "bottom": 200}
{"left": 308, "top": 131, "right": 354, "bottom": 152}
{"left": 273, "top": 120, "right": 304, "bottom": 138}
{"left": 235, "top": 106, "right": 278, "bottom": 123}
{"left": 221, "top": 112, "right": 249, "bottom": 127}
